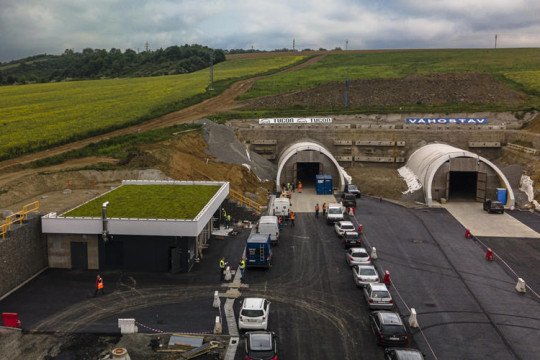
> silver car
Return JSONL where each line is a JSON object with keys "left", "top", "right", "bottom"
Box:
{"left": 345, "top": 247, "right": 371, "bottom": 266}
{"left": 335, "top": 221, "right": 356, "bottom": 237}
{"left": 352, "top": 265, "right": 379, "bottom": 287}
{"left": 363, "top": 283, "right": 393, "bottom": 310}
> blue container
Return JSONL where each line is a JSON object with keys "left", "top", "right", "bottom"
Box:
{"left": 316, "top": 175, "right": 325, "bottom": 195}
{"left": 324, "top": 175, "right": 333, "bottom": 194}
{"left": 496, "top": 188, "right": 507, "bottom": 205}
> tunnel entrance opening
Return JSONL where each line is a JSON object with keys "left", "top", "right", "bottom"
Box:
{"left": 296, "top": 162, "right": 320, "bottom": 186}
{"left": 448, "top": 171, "right": 477, "bottom": 201}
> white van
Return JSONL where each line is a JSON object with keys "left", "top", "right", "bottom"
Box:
{"left": 273, "top": 197, "right": 290, "bottom": 218}
{"left": 326, "top": 202, "right": 344, "bottom": 224}
{"left": 258, "top": 215, "right": 280, "bottom": 246}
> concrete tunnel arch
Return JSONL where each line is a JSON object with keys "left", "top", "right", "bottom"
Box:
{"left": 276, "top": 141, "right": 347, "bottom": 192}
{"left": 406, "top": 143, "right": 515, "bottom": 207}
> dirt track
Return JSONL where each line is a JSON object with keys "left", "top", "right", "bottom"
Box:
{"left": 0, "top": 55, "right": 325, "bottom": 173}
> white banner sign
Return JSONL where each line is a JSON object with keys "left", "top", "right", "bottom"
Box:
{"left": 259, "top": 117, "right": 333, "bottom": 124}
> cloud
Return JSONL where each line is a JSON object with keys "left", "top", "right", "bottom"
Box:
{"left": 0, "top": 0, "right": 539, "bottom": 62}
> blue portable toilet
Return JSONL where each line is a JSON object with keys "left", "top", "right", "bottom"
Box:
{"left": 324, "top": 175, "right": 333, "bottom": 194}
{"left": 496, "top": 188, "right": 507, "bottom": 205}
{"left": 316, "top": 175, "right": 325, "bottom": 194}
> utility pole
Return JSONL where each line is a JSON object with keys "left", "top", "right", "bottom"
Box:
{"left": 293, "top": 38, "right": 295, "bottom": 51}
{"left": 346, "top": 40, "right": 348, "bottom": 50}
{"left": 209, "top": 52, "right": 214, "bottom": 91}
{"left": 145, "top": 41, "right": 149, "bottom": 52}
{"left": 494, "top": 34, "right": 498, "bottom": 49}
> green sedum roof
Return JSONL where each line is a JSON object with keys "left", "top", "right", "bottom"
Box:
{"left": 63, "top": 184, "right": 221, "bottom": 219}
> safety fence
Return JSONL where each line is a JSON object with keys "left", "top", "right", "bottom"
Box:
{"left": 228, "top": 189, "right": 264, "bottom": 214}
{"left": 1, "top": 201, "right": 39, "bottom": 239}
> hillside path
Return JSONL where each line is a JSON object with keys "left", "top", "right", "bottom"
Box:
{"left": 0, "top": 55, "right": 325, "bottom": 174}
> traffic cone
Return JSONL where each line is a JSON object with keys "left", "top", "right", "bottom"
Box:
{"left": 485, "top": 248, "right": 494, "bottom": 261}
{"left": 357, "top": 224, "right": 363, "bottom": 234}
{"left": 383, "top": 270, "right": 391, "bottom": 286}
{"left": 464, "top": 229, "right": 472, "bottom": 239}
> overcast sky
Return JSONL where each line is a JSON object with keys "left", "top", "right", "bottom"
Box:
{"left": 1, "top": 0, "right": 539, "bottom": 62}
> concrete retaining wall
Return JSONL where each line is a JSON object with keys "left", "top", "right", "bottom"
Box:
{"left": 0, "top": 215, "right": 48, "bottom": 298}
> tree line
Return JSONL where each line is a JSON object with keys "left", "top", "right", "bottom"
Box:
{"left": 0, "top": 44, "right": 225, "bottom": 85}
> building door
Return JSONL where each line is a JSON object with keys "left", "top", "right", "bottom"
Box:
{"left": 170, "top": 247, "right": 181, "bottom": 273}
{"left": 71, "top": 242, "right": 88, "bottom": 270}
{"left": 476, "top": 172, "right": 487, "bottom": 202}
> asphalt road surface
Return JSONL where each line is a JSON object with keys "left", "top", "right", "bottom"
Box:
{"left": 1, "top": 197, "right": 539, "bottom": 360}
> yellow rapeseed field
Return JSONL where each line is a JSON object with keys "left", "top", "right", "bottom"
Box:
{"left": 504, "top": 71, "right": 540, "bottom": 92}
{"left": 0, "top": 56, "right": 305, "bottom": 160}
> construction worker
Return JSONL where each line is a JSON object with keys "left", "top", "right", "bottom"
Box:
{"left": 239, "top": 258, "right": 246, "bottom": 281}
{"left": 290, "top": 212, "right": 295, "bottom": 227}
{"left": 322, "top": 202, "right": 327, "bottom": 216}
{"left": 219, "top": 257, "right": 227, "bottom": 281}
{"left": 94, "top": 274, "right": 104, "bottom": 297}
{"left": 226, "top": 214, "right": 231, "bottom": 229}
{"left": 315, "top": 203, "right": 319, "bottom": 217}
{"left": 298, "top": 181, "right": 302, "bottom": 193}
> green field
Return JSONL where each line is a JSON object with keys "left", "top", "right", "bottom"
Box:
{"left": 239, "top": 48, "right": 540, "bottom": 99}
{"left": 63, "top": 184, "right": 221, "bottom": 219}
{"left": 0, "top": 55, "right": 306, "bottom": 160}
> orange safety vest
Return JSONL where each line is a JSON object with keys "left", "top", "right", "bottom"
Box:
{"left": 323, "top": 203, "right": 327, "bottom": 210}
{"left": 97, "top": 278, "right": 103, "bottom": 289}
{"left": 315, "top": 204, "right": 319, "bottom": 211}
{"left": 290, "top": 213, "right": 295, "bottom": 220}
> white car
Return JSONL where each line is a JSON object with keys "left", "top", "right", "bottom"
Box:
{"left": 352, "top": 265, "right": 379, "bottom": 287}
{"left": 345, "top": 247, "right": 371, "bottom": 266}
{"left": 334, "top": 221, "right": 355, "bottom": 237}
{"left": 363, "top": 283, "right": 393, "bottom": 310}
{"left": 238, "top": 297, "right": 271, "bottom": 330}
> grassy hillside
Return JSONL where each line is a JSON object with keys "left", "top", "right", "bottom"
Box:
{"left": 0, "top": 55, "right": 306, "bottom": 160}
{"left": 239, "top": 48, "right": 540, "bottom": 99}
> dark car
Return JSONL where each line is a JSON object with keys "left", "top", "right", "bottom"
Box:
{"left": 344, "top": 184, "right": 361, "bottom": 198}
{"left": 370, "top": 311, "right": 408, "bottom": 346}
{"left": 343, "top": 231, "right": 361, "bottom": 248}
{"left": 483, "top": 199, "right": 504, "bottom": 214}
{"left": 245, "top": 331, "right": 278, "bottom": 360}
{"left": 341, "top": 193, "right": 357, "bottom": 208}
{"left": 384, "top": 347, "right": 425, "bottom": 360}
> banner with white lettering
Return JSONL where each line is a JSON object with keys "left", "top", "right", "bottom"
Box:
{"left": 407, "top": 118, "right": 488, "bottom": 124}
{"left": 259, "top": 118, "right": 333, "bottom": 124}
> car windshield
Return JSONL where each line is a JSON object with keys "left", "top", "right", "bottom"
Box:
{"left": 381, "top": 324, "right": 406, "bottom": 336}
{"left": 241, "top": 309, "right": 264, "bottom": 317}
{"left": 249, "top": 334, "right": 272, "bottom": 351}
{"left": 359, "top": 268, "right": 376, "bottom": 275}
{"left": 352, "top": 252, "right": 367, "bottom": 258}
{"left": 342, "top": 225, "right": 355, "bottom": 230}
{"left": 345, "top": 233, "right": 359, "bottom": 240}
{"left": 391, "top": 350, "right": 423, "bottom": 360}
{"left": 329, "top": 208, "right": 341, "bottom": 214}
{"left": 372, "top": 290, "right": 390, "bottom": 298}
{"left": 348, "top": 185, "right": 358, "bottom": 191}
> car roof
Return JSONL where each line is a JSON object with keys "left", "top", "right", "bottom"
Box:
{"left": 377, "top": 311, "right": 403, "bottom": 324}
{"left": 357, "top": 264, "right": 375, "bottom": 269}
{"left": 349, "top": 247, "right": 368, "bottom": 253}
{"left": 243, "top": 297, "right": 265, "bottom": 309}
{"left": 247, "top": 332, "right": 273, "bottom": 349}
{"left": 369, "top": 283, "right": 389, "bottom": 291}
{"left": 339, "top": 221, "right": 354, "bottom": 226}
{"left": 387, "top": 348, "right": 424, "bottom": 360}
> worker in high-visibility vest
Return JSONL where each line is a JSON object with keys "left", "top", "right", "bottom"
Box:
{"left": 322, "top": 202, "right": 327, "bottom": 216}
{"left": 219, "top": 257, "right": 227, "bottom": 281}
{"left": 315, "top": 203, "right": 319, "bottom": 217}
{"left": 239, "top": 258, "right": 246, "bottom": 281}
{"left": 298, "top": 181, "right": 302, "bottom": 193}
{"left": 94, "top": 274, "right": 105, "bottom": 297}
{"left": 290, "top": 212, "right": 296, "bottom": 227}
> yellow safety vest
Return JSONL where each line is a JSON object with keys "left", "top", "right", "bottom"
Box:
{"left": 220, "top": 259, "right": 225, "bottom": 268}
{"left": 240, "top": 260, "right": 245, "bottom": 269}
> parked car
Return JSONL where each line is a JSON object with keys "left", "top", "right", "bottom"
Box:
{"left": 244, "top": 331, "right": 278, "bottom": 360}
{"left": 335, "top": 221, "right": 356, "bottom": 237}
{"left": 344, "top": 184, "right": 361, "bottom": 198}
{"left": 341, "top": 192, "right": 357, "bottom": 208}
{"left": 384, "top": 347, "right": 425, "bottom": 360}
{"left": 238, "top": 297, "right": 271, "bottom": 330}
{"left": 483, "top": 199, "right": 504, "bottom": 214}
{"left": 370, "top": 311, "right": 408, "bottom": 346}
{"left": 352, "top": 264, "right": 379, "bottom": 287}
{"left": 346, "top": 247, "right": 371, "bottom": 266}
{"left": 343, "top": 231, "right": 361, "bottom": 248}
{"left": 326, "top": 202, "right": 344, "bottom": 224}
{"left": 363, "top": 283, "right": 393, "bottom": 309}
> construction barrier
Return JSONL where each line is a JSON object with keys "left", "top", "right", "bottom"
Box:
{"left": 1, "top": 201, "right": 39, "bottom": 239}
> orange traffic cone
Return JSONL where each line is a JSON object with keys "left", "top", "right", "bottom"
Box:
{"left": 465, "top": 229, "right": 472, "bottom": 239}
{"left": 486, "top": 248, "right": 494, "bottom": 261}
{"left": 383, "top": 270, "right": 391, "bottom": 286}
{"left": 357, "top": 224, "right": 363, "bottom": 234}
